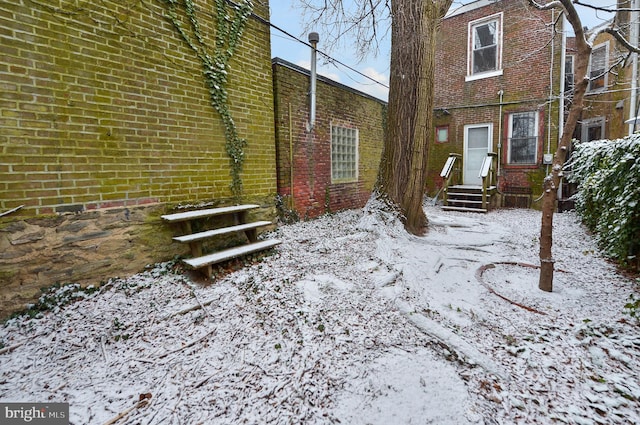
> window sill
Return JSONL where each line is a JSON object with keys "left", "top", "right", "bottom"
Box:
{"left": 504, "top": 163, "right": 539, "bottom": 169}
{"left": 331, "top": 178, "right": 358, "bottom": 185}
{"left": 465, "top": 70, "right": 503, "bottom": 82}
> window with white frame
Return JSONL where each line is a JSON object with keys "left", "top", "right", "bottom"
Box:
{"left": 588, "top": 43, "right": 608, "bottom": 91}
{"left": 581, "top": 117, "right": 605, "bottom": 142}
{"left": 331, "top": 125, "right": 358, "bottom": 182}
{"left": 467, "top": 13, "right": 503, "bottom": 80}
{"left": 508, "top": 111, "right": 539, "bottom": 164}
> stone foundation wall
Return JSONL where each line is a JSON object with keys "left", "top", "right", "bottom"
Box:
{"left": 1, "top": 205, "right": 167, "bottom": 317}
{"left": 0, "top": 0, "right": 277, "bottom": 319}
{"left": 0, "top": 200, "right": 276, "bottom": 319}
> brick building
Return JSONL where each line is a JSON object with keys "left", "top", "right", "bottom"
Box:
{"left": 272, "top": 58, "right": 386, "bottom": 220}
{"left": 0, "top": 0, "right": 276, "bottom": 315}
{"left": 430, "top": 0, "right": 564, "bottom": 208}
{"left": 579, "top": 1, "right": 640, "bottom": 143}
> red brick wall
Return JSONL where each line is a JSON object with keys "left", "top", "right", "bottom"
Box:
{"left": 273, "top": 59, "right": 385, "bottom": 219}
{"left": 431, "top": 0, "right": 563, "bottom": 205}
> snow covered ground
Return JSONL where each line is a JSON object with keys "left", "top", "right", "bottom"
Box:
{"left": 1, "top": 203, "right": 638, "bottom": 424}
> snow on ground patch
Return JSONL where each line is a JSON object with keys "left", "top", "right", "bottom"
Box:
{"left": 333, "top": 347, "right": 481, "bottom": 425}
{"left": 480, "top": 262, "right": 588, "bottom": 314}
{"left": 0, "top": 206, "right": 638, "bottom": 424}
{"left": 296, "top": 274, "right": 353, "bottom": 304}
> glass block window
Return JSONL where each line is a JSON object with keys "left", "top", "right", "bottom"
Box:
{"left": 331, "top": 125, "right": 358, "bottom": 182}
{"left": 508, "top": 111, "right": 539, "bottom": 164}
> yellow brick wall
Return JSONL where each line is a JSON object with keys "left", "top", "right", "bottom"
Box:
{"left": 0, "top": 0, "right": 276, "bottom": 215}
{"left": 0, "top": 0, "right": 276, "bottom": 317}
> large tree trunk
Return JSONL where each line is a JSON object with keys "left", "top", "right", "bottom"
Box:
{"left": 538, "top": 0, "right": 591, "bottom": 291}
{"left": 375, "top": 0, "right": 452, "bottom": 235}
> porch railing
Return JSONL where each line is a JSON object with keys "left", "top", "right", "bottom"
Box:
{"left": 439, "top": 153, "right": 461, "bottom": 205}
{"left": 479, "top": 152, "right": 497, "bottom": 210}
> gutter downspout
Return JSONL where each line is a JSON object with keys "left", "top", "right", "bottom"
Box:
{"left": 559, "top": 13, "right": 567, "bottom": 145}
{"left": 546, "top": 9, "right": 555, "bottom": 176}
{"left": 289, "top": 102, "right": 295, "bottom": 210}
{"left": 629, "top": 0, "right": 639, "bottom": 135}
{"left": 497, "top": 89, "right": 504, "bottom": 179}
{"left": 307, "top": 32, "right": 319, "bottom": 132}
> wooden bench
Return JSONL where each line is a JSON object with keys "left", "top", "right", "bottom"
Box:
{"left": 161, "top": 204, "right": 281, "bottom": 278}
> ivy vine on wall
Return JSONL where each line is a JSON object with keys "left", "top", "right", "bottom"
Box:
{"left": 162, "top": 0, "right": 253, "bottom": 200}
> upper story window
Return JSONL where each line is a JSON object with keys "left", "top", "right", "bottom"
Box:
{"left": 508, "top": 111, "right": 539, "bottom": 165}
{"left": 581, "top": 117, "right": 605, "bottom": 142}
{"left": 588, "top": 43, "right": 608, "bottom": 91}
{"left": 564, "top": 55, "right": 574, "bottom": 93}
{"left": 331, "top": 124, "right": 358, "bottom": 182}
{"left": 467, "top": 13, "right": 503, "bottom": 81}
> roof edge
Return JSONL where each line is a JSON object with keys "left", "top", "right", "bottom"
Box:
{"left": 271, "top": 57, "right": 388, "bottom": 104}
{"left": 445, "top": 0, "right": 500, "bottom": 19}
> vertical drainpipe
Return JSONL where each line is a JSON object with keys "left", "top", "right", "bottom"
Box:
{"left": 497, "top": 90, "right": 503, "bottom": 179}
{"left": 547, "top": 8, "right": 555, "bottom": 174}
{"left": 629, "top": 0, "right": 639, "bottom": 135}
{"left": 559, "top": 13, "right": 567, "bottom": 145}
{"left": 307, "top": 32, "right": 319, "bottom": 132}
{"left": 289, "top": 102, "right": 295, "bottom": 210}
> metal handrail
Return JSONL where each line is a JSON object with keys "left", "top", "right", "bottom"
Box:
{"left": 480, "top": 152, "right": 497, "bottom": 210}
{"left": 440, "top": 153, "right": 462, "bottom": 205}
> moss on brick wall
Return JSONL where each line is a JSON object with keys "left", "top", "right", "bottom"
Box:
{"left": 0, "top": 0, "right": 276, "bottom": 216}
{"left": 0, "top": 0, "right": 276, "bottom": 317}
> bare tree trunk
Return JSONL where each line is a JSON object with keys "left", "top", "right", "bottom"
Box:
{"left": 538, "top": 0, "right": 591, "bottom": 291}
{"left": 376, "top": 0, "right": 452, "bottom": 235}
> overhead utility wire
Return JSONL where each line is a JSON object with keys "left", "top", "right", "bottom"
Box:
{"left": 250, "top": 8, "right": 390, "bottom": 89}
{"left": 193, "top": 0, "right": 389, "bottom": 90}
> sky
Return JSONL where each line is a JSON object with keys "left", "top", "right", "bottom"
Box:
{"left": 268, "top": 0, "right": 614, "bottom": 101}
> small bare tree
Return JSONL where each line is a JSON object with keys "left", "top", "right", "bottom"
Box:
{"left": 529, "top": 0, "right": 640, "bottom": 291}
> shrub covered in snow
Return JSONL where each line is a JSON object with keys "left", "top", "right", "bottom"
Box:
{"left": 568, "top": 134, "right": 640, "bottom": 270}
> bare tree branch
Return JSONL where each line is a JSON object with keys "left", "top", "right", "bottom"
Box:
{"left": 602, "top": 26, "right": 640, "bottom": 54}
{"left": 574, "top": 0, "right": 640, "bottom": 14}
{"left": 296, "top": 0, "right": 391, "bottom": 60}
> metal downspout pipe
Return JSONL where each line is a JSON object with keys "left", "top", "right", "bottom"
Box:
{"left": 559, "top": 13, "right": 567, "bottom": 145}
{"left": 629, "top": 0, "right": 639, "bottom": 135}
{"left": 497, "top": 89, "right": 503, "bottom": 180}
{"left": 307, "top": 32, "right": 319, "bottom": 132}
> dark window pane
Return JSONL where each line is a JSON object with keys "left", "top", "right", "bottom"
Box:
{"left": 509, "top": 112, "right": 537, "bottom": 164}
{"left": 510, "top": 137, "right": 537, "bottom": 163}
{"left": 565, "top": 56, "right": 574, "bottom": 92}
{"left": 589, "top": 45, "right": 607, "bottom": 90}
{"left": 587, "top": 125, "right": 602, "bottom": 141}
{"left": 472, "top": 21, "right": 497, "bottom": 74}
{"left": 474, "top": 22, "right": 496, "bottom": 49}
{"left": 473, "top": 46, "right": 497, "bottom": 73}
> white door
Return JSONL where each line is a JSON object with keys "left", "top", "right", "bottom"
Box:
{"left": 464, "top": 124, "right": 492, "bottom": 185}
